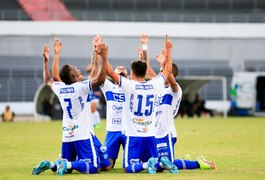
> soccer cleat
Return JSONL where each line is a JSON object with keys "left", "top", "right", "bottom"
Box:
{"left": 147, "top": 157, "right": 157, "bottom": 174}
{"left": 182, "top": 154, "right": 191, "bottom": 160}
{"left": 32, "top": 160, "right": 51, "bottom": 175}
{"left": 55, "top": 159, "right": 68, "bottom": 176}
{"left": 197, "top": 156, "right": 217, "bottom": 170}
{"left": 160, "top": 156, "right": 179, "bottom": 174}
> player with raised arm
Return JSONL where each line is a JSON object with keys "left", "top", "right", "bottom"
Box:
{"left": 140, "top": 34, "right": 217, "bottom": 171}
{"left": 86, "top": 37, "right": 103, "bottom": 129}
{"left": 101, "top": 65, "right": 127, "bottom": 168}
{"left": 106, "top": 35, "right": 172, "bottom": 174}
{"left": 32, "top": 40, "right": 108, "bottom": 176}
{"left": 50, "top": 37, "right": 111, "bottom": 171}
{"left": 90, "top": 35, "right": 127, "bottom": 168}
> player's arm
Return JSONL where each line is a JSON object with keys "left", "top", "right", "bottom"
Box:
{"left": 90, "top": 43, "right": 107, "bottom": 90}
{"left": 51, "top": 37, "right": 62, "bottom": 82}
{"left": 90, "top": 35, "right": 103, "bottom": 79}
{"left": 168, "top": 73, "right": 179, "bottom": 92}
{"left": 140, "top": 33, "right": 157, "bottom": 79}
{"left": 106, "top": 60, "right": 120, "bottom": 85}
{"left": 160, "top": 35, "right": 172, "bottom": 80}
{"left": 89, "top": 50, "right": 99, "bottom": 79}
{"left": 42, "top": 44, "right": 53, "bottom": 87}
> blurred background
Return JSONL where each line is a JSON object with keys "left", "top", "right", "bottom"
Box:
{"left": 0, "top": 0, "right": 265, "bottom": 121}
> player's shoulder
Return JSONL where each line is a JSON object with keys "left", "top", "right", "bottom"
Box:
{"left": 51, "top": 81, "right": 65, "bottom": 88}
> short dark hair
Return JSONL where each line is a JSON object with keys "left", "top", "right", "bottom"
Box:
{"left": 59, "top": 65, "right": 72, "bottom": 85}
{"left": 131, "top": 59, "right": 147, "bottom": 78}
{"left": 172, "top": 63, "right": 179, "bottom": 78}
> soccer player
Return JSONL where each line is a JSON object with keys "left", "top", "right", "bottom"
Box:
{"left": 50, "top": 37, "right": 111, "bottom": 171}
{"left": 89, "top": 35, "right": 127, "bottom": 168}
{"left": 141, "top": 33, "right": 217, "bottom": 171}
{"left": 32, "top": 39, "right": 107, "bottom": 175}
{"left": 101, "top": 66, "right": 127, "bottom": 168}
{"left": 106, "top": 35, "right": 173, "bottom": 174}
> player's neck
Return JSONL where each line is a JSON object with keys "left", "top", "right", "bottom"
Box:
{"left": 132, "top": 76, "right": 146, "bottom": 82}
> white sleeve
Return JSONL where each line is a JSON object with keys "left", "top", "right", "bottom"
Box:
{"left": 79, "top": 80, "right": 93, "bottom": 94}
{"left": 152, "top": 74, "right": 166, "bottom": 94}
{"left": 51, "top": 82, "right": 63, "bottom": 96}
{"left": 100, "top": 79, "right": 112, "bottom": 93}
{"left": 119, "top": 76, "right": 132, "bottom": 93}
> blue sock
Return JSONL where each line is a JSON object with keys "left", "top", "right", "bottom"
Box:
{"left": 51, "top": 165, "right": 57, "bottom": 173}
{"left": 154, "top": 162, "right": 164, "bottom": 172}
{"left": 173, "top": 159, "right": 200, "bottom": 169}
{"left": 71, "top": 162, "right": 98, "bottom": 174}
{"left": 125, "top": 163, "right": 144, "bottom": 173}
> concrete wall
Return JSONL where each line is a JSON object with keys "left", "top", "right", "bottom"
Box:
{"left": 0, "top": 21, "right": 265, "bottom": 71}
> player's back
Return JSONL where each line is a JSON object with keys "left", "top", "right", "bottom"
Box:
{"left": 51, "top": 80, "right": 93, "bottom": 142}
{"left": 120, "top": 75, "right": 165, "bottom": 137}
{"left": 155, "top": 85, "right": 182, "bottom": 138}
{"left": 101, "top": 79, "right": 125, "bottom": 132}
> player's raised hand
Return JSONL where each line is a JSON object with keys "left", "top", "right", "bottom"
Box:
{"left": 43, "top": 44, "right": 49, "bottom": 61}
{"left": 96, "top": 43, "right": 108, "bottom": 59}
{"left": 155, "top": 48, "right": 167, "bottom": 67}
{"left": 93, "top": 34, "right": 103, "bottom": 49}
{"left": 54, "top": 37, "right": 62, "bottom": 54}
{"left": 165, "top": 35, "right": 173, "bottom": 50}
{"left": 140, "top": 33, "right": 148, "bottom": 44}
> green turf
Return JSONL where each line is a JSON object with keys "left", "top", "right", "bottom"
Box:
{"left": 0, "top": 117, "right": 265, "bottom": 179}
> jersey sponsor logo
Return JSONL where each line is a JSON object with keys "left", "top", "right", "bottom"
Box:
{"left": 63, "top": 124, "right": 79, "bottom": 138}
{"left": 132, "top": 118, "right": 151, "bottom": 126}
{"left": 158, "top": 152, "right": 168, "bottom": 157}
{"left": 130, "top": 159, "right": 140, "bottom": 164}
{"left": 112, "top": 118, "right": 122, "bottom": 124}
{"left": 157, "top": 142, "right": 167, "bottom": 148}
{"left": 112, "top": 105, "right": 123, "bottom": 110}
{"left": 112, "top": 105, "right": 123, "bottom": 114}
{"left": 129, "top": 94, "right": 134, "bottom": 112}
{"left": 60, "top": 87, "right": 75, "bottom": 94}
{"left": 105, "top": 91, "right": 125, "bottom": 102}
{"left": 155, "top": 94, "right": 173, "bottom": 106}
{"left": 135, "top": 84, "right": 153, "bottom": 90}
{"left": 78, "top": 96, "right": 85, "bottom": 110}
{"left": 79, "top": 158, "right": 92, "bottom": 164}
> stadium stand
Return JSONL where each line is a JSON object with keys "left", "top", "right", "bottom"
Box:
{"left": 245, "top": 60, "right": 265, "bottom": 72}
{"left": 61, "top": 0, "right": 265, "bottom": 22}
{"left": 18, "top": 0, "right": 75, "bottom": 21}
{"left": 0, "top": 0, "right": 264, "bottom": 22}
{"left": 0, "top": 0, "right": 29, "bottom": 20}
{"left": 0, "top": 58, "right": 232, "bottom": 102}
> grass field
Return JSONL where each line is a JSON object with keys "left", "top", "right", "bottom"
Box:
{"left": 1, "top": 117, "right": 265, "bottom": 179}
